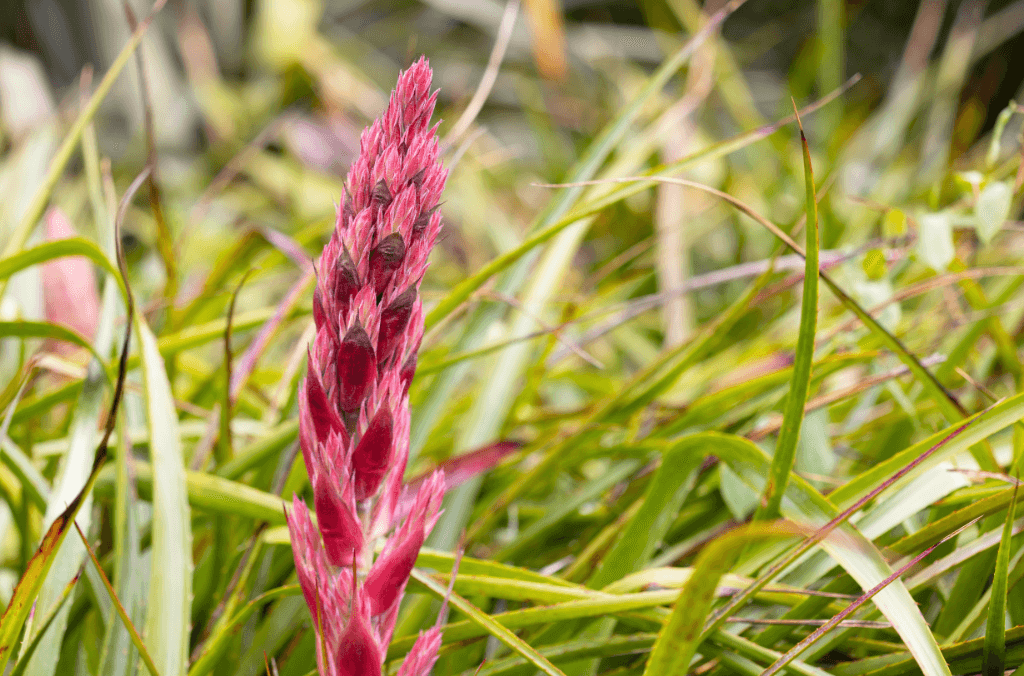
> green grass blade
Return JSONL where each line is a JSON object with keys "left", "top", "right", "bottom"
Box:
{"left": 983, "top": 485, "right": 1018, "bottom": 676}
{"left": 0, "top": 316, "right": 130, "bottom": 674}
{"left": 137, "top": 317, "right": 192, "bottom": 676}
{"left": 75, "top": 523, "right": 160, "bottom": 676}
{"left": 0, "top": 437, "right": 49, "bottom": 511}
{"left": 21, "top": 359, "right": 109, "bottom": 676}
{"left": 409, "top": 568, "right": 567, "bottom": 676}
{"left": 587, "top": 439, "right": 703, "bottom": 588}
{"left": 0, "top": 238, "right": 126, "bottom": 302}
{"left": 758, "top": 110, "right": 819, "bottom": 520}
{"left": 832, "top": 393, "right": 1024, "bottom": 508}
{"left": 0, "top": 321, "right": 107, "bottom": 371}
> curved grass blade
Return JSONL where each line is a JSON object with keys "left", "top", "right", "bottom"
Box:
{"left": 409, "top": 568, "right": 567, "bottom": 676}
{"left": 137, "top": 316, "right": 192, "bottom": 676}
{"left": 0, "top": 320, "right": 107, "bottom": 371}
{"left": 73, "top": 523, "right": 160, "bottom": 676}
{"left": 0, "top": 238, "right": 127, "bottom": 302}
{"left": 983, "top": 484, "right": 1019, "bottom": 676}
{"left": 642, "top": 522, "right": 804, "bottom": 676}
{"left": 7, "top": 569, "right": 80, "bottom": 676}
{"left": 757, "top": 104, "right": 819, "bottom": 520}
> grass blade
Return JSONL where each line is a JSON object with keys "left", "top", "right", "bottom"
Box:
{"left": 0, "top": 242, "right": 133, "bottom": 675}
{"left": 0, "top": 238, "right": 126, "bottom": 301}
{"left": 757, "top": 105, "right": 819, "bottom": 520}
{"left": 0, "top": 320, "right": 107, "bottom": 372}
{"left": 983, "top": 484, "right": 1018, "bottom": 676}
{"left": 74, "top": 523, "right": 160, "bottom": 676}
{"left": 137, "top": 317, "right": 192, "bottom": 676}
{"left": 587, "top": 438, "right": 704, "bottom": 587}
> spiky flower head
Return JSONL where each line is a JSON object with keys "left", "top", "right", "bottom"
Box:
{"left": 287, "top": 56, "right": 448, "bottom": 676}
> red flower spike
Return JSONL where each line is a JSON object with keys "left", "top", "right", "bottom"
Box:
{"left": 312, "top": 286, "right": 327, "bottom": 331}
{"left": 377, "top": 286, "right": 416, "bottom": 365}
{"left": 290, "top": 57, "right": 450, "bottom": 676}
{"left": 336, "top": 321, "right": 376, "bottom": 412}
{"left": 368, "top": 232, "right": 405, "bottom": 295}
{"left": 352, "top": 406, "right": 394, "bottom": 500}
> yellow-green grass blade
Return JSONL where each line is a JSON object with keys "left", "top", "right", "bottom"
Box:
{"left": 137, "top": 317, "right": 192, "bottom": 676}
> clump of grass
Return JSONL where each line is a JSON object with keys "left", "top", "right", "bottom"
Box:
{"left": 0, "top": 2, "right": 1022, "bottom": 676}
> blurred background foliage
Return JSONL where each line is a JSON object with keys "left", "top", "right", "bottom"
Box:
{"left": 2, "top": 0, "right": 1024, "bottom": 675}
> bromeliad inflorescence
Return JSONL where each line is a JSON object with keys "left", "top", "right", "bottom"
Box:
{"left": 286, "top": 57, "right": 448, "bottom": 676}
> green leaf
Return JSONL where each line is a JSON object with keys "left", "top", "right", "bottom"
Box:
{"left": 588, "top": 439, "right": 703, "bottom": 588}
{"left": 137, "top": 317, "right": 192, "bottom": 676}
{"left": 757, "top": 116, "right": 819, "bottom": 520}
{"left": 0, "top": 321, "right": 107, "bottom": 369}
{"left": 0, "top": 238, "right": 126, "bottom": 303}
{"left": 94, "top": 460, "right": 286, "bottom": 524}
{"left": 21, "top": 359, "right": 108, "bottom": 676}
{"left": 862, "top": 248, "right": 888, "bottom": 280}
{"left": 8, "top": 571, "right": 79, "bottom": 676}
{"left": 983, "top": 485, "right": 1018, "bottom": 676}
{"left": 832, "top": 393, "right": 1024, "bottom": 509}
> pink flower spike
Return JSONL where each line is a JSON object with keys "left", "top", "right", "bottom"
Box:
{"left": 41, "top": 207, "right": 99, "bottom": 353}
{"left": 302, "top": 358, "right": 346, "bottom": 445}
{"left": 290, "top": 57, "right": 451, "bottom": 676}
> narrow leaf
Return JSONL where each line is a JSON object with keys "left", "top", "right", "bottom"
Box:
{"left": 758, "top": 107, "right": 819, "bottom": 520}
{"left": 983, "top": 484, "right": 1018, "bottom": 676}
{"left": 137, "top": 317, "right": 192, "bottom": 676}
